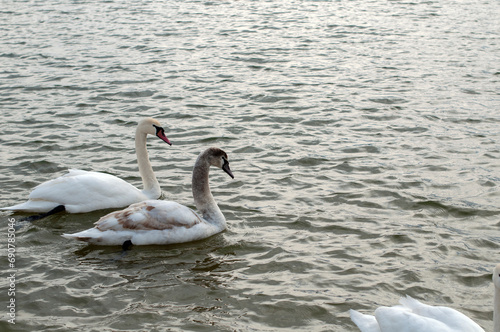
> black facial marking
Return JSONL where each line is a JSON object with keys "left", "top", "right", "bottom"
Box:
{"left": 153, "top": 124, "right": 163, "bottom": 135}
{"left": 153, "top": 124, "right": 172, "bottom": 145}
{"left": 222, "top": 157, "right": 234, "bottom": 179}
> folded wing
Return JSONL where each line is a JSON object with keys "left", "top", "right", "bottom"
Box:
{"left": 95, "top": 200, "right": 203, "bottom": 231}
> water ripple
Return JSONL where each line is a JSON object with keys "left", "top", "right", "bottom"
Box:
{"left": 1, "top": 0, "right": 499, "bottom": 331}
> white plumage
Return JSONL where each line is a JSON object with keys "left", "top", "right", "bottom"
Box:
{"left": 350, "top": 295, "right": 484, "bottom": 332}
{"left": 3, "top": 169, "right": 149, "bottom": 213}
{"left": 350, "top": 264, "right": 500, "bottom": 332}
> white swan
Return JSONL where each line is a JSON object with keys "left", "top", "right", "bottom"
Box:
{"left": 350, "top": 264, "right": 500, "bottom": 332}
{"left": 62, "top": 147, "right": 234, "bottom": 246}
{"left": 494, "top": 263, "right": 500, "bottom": 332}
{"left": 1, "top": 118, "right": 171, "bottom": 216}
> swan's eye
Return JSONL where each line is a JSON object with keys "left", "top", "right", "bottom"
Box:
{"left": 152, "top": 124, "right": 161, "bottom": 133}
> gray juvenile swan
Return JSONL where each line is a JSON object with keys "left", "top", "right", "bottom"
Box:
{"left": 62, "top": 147, "right": 234, "bottom": 246}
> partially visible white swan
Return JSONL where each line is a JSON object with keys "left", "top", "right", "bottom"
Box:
{"left": 494, "top": 263, "right": 500, "bottom": 332}
{"left": 350, "top": 264, "right": 500, "bottom": 332}
{"left": 1, "top": 118, "right": 171, "bottom": 215}
{"left": 62, "top": 147, "right": 234, "bottom": 246}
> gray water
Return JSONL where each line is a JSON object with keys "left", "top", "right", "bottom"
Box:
{"left": 1, "top": 0, "right": 499, "bottom": 331}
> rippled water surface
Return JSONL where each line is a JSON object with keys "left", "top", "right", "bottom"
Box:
{"left": 1, "top": 0, "right": 499, "bottom": 331}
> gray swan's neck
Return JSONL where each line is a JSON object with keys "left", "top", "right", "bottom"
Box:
{"left": 192, "top": 153, "right": 225, "bottom": 226}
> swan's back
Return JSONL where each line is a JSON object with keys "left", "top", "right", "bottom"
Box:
{"left": 351, "top": 296, "right": 485, "bottom": 332}
{"left": 397, "top": 296, "right": 484, "bottom": 332}
{"left": 95, "top": 200, "right": 203, "bottom": 232}
{"left": 375, "top": 306, "right": 454, "bottom": 332}
{"left": 28, "top": 169, "right": 146, "bottom": 213}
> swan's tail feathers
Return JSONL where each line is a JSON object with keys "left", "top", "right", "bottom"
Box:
{"left": 0, "top": 202, "right": 28, "bottom": 211}
{"left": 62, "top": 228, "right": 104, "bottom": 244}
{"left": 0, "top": 205, "right": 19, "bottom": 211}
{"left": 63, "top": 228, "right": 133, "bottom": 246}
{"left": 349, "top": 309, "right": 381, "bottom": 332}
{"left": 0, "top": 201, "right": 60, "bottom": 213}
{"left": 20, "top": 205, "right": 66, "bottom": 222}
{"left": 61, "top": 232, "right": 92, "bottom": 242}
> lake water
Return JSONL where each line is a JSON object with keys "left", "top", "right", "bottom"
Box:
{"left": 0, "top": 0, "right": 499, "bottom": 331}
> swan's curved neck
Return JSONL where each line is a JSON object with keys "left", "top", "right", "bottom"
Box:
{"left": 495, "top": 284, "right": 500, "bottom": 332}
{"left": 135, "top": 130, "right": 160, "bottom": 199}
{"left": 192, "top": 155, "right": 225, "bottom": 227}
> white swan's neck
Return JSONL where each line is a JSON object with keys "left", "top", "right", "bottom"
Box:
{"left": 192, "top": 153, "right": 226, "bottom": 228}
{"left": 135, "top": 129, "right": 161, "bottom": 199}
{"left": 495, "top": 283, "right": 500, "bottom": 332}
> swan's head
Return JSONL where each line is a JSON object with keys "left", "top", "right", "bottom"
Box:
{"left": 139, "top": 118, "right": 172, "bottom": 145}
{"left": 207, "top": 147, "right": 234, "bottom": 179}
{"left": 493, "top": 264, "right": 500, "bottom": 289}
